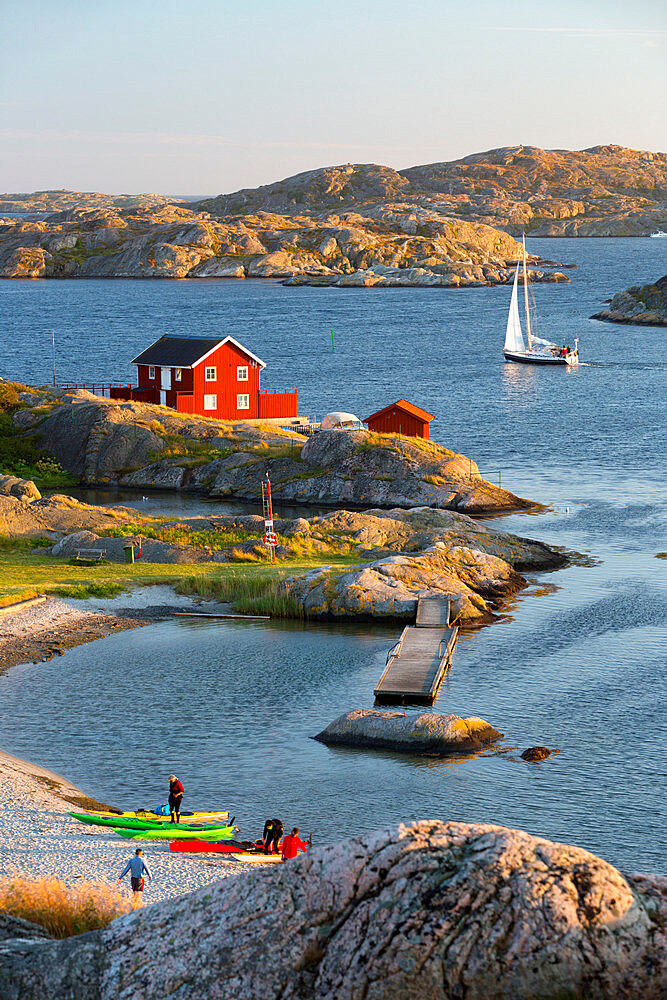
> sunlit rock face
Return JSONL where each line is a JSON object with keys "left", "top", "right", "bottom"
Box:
{"left": 1, "top": 821, "right": 665, "bottom": 1000}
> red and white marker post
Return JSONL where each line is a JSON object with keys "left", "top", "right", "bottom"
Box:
{"left": 261, "top": 472, "right": 277, "bottom": 562}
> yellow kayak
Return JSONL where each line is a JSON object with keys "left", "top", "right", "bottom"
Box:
{"left": 87, "top": 808, "right": 230, "bottom": 824}
{"left": 230, "top": 853, "right": 283, "bottom": 864}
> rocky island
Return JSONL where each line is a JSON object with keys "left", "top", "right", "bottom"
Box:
{"left": 1, "top": 145, "right": 665, "bottom": 287}
{"left": 592, "top": 275, "right": 667, "bottom": 326}
{"left": 16, "top": 388, "right": 536, "bottom": 516}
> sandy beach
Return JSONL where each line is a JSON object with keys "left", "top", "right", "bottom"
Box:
{"left": 0, "top": 587, "right": 236, "bottom": 676}
{"left": 0, "top": 747, "right": 261, "bottom": 905}
{"left": 0, "top": 587, "right": 269, "bottom": 905}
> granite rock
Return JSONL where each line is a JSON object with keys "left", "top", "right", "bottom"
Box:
{"left": 314, "top": 709, "right": 502, "bottom": 753}
{"left": 0, "top": 821, "right": 664, "bottom": 1000}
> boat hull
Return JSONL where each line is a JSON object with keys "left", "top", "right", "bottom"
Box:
{"left": 85, "top": 809, "right": 230, "bottom": 823}
{"left": 503, "top": 350, "right": 578, "bottom": 366}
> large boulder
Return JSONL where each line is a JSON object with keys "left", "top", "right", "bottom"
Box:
{"left": 0, "top": 821, "right": 664, "bottom": 999}
{"left": 0, "top": 474, "right": 41, "bottom": 502}
{"left": 314, "top": 709, "right": 502, "bottom": 753}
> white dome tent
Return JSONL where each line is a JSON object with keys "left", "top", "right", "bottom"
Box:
{"left": 320, "top": 411, "right": 365, "bottom": 431}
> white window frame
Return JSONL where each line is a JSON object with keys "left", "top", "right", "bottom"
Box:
{"left": 148, "top": 366, "right": 155, "bottom": 379}
{"left": 237, "top": 365, "right": 248, "bottom": 381}
{"left": 175, "top": 367, "right": 182, "bottom": 382}
{"left": 236, "top": 393, "right": 250, "bottom": 410}
{"left": 205, "top": 366, "right": 217, "bottom": 381}
{"left": 203, "top": 394, "right": 217, "bottom": 410}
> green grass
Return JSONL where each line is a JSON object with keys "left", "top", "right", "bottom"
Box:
{"left": 175, "top": 570, "right": 304, "bottom": 617}
{"left": 0, "top": 536, "right": 356, "bottom": 616}
{"left": 102, "top": 522, "right": 257, "bottom": 551}
{"left": 52, "top": 581, "right": 123, "bottom": 599}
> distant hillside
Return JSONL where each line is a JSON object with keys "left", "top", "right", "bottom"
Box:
{"left": 3, "top": 143, "right": 665, "bottom": 285}
{"left": 199, "top": 145, "right": 667, "bottom": 237}
{"left": 0, "top": 190, "right": 180, "bottom": 215}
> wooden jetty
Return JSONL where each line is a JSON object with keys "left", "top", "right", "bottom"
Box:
{"left": 374, "top": 596, "right": 458, "bottom": 704}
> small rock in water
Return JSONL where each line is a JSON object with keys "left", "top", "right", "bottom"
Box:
{"left": 521, "top": 746, "right": 555, "bottom": 762}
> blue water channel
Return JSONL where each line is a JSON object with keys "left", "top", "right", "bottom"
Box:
{"left": 0, "top": 237, "right": 665, "bottom": 871}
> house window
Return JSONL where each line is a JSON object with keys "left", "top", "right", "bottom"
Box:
{"left": 204, "top": 394, "right": 217, "bottom": 410}
{"left": 237, "top": 394, "right": 249, "bottom": 409}
{"left": 237, "top": 365, "right": 248, "bottom": 381}
{"left": 205, "top": 367, "right": 216, "bottom": 381}
{"left": 148, "top": 366, "right": 155, "bottom": 379}
{"left": 175, "top": 368, "right": 182, "bottom": 381}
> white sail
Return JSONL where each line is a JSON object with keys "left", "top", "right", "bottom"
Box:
{"left": 504, "top": 264, "right": 525, "bottom": 353}
{"left": 522, "top": 234, "right": 532, "bottom": 351}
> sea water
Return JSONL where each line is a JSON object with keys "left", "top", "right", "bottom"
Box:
{"left": 0, "top": 237, "right": 665, "bottom": 871}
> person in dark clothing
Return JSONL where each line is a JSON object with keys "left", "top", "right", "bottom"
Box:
{"left": 169, "top": 774, "right": 184, "bottom": 823}
{"left": 263, "top": 817, "right": 283, "bottom": 854}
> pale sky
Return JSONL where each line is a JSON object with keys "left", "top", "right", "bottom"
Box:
{"left": 1, "top": 0, "right": 665, "bottom": 196}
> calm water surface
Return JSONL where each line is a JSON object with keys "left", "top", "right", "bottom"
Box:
{"left": 0, "top": 238, "right": 665, "bottom": 871}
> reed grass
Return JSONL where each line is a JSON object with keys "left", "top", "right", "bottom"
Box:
{"left": 0, "top": 875, "right": 131, "bottom": 937}
{"left": 175, "top": 570, "right": 304, "bottom": 617}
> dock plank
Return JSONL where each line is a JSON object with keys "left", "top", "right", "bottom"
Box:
{"left": 374, "top": 623, "right": 458, "bottom": 703}
{"left": 415, "top": 596, "right": 451, "bottom": 627}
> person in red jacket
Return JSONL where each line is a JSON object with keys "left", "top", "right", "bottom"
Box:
{"left": 281, "top": 827, "right": 309, "bottom": 860}
{"left": 169, "top": 774, "right": 184, "bottom": 823}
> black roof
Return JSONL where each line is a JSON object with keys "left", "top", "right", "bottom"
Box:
{"left": 132, "top": 336, "right": 223, "bottom": 368}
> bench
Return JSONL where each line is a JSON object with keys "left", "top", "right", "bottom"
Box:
{"left": 74, "top": 549, "right": 104, "bottom": 562}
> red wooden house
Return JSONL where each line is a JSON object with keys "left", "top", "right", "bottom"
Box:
{"left": 110, "top": 335, "right": 297, "bottom": 420}
{"left": 364, "top": 399, "right": 434, "bottom": 439}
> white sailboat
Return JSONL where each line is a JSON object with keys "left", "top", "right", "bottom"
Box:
{"left": 503, "top": 237, "right": 579, "bottom": 366}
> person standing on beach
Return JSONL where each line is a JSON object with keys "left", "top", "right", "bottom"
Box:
{"left": 118, "top": 848, "right": 153, "bottom": 908}
{"left": 169, "top": 774, "right": 184, "bottom": 823}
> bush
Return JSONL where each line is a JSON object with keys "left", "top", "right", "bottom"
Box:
{"left": 0, "top": 382, "right": 24, "bottom": 412}
{"left": 0, "top": 875, "right": 130, "bottom": 937}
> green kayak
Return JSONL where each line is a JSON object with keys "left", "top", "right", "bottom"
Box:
{"left": 114, "top": 823, "right": 237, "bottom": 841}
{"left": 69, "top": 812, "right": 226, "bottom": 832}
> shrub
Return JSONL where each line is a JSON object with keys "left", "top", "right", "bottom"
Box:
{"left": 0, "top": 875, "right": 130, "bottom": 937}
{"left": 0, "top": 382, "right": 23, "bottom": 412}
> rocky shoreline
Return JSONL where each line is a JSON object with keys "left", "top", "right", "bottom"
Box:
{"left": 1, "top": 814, "right": 664, "bottom": 999}
{"left": 592, "top": 275, "right": 667, "bottom": 326}
{"left": 16, "top": 390, "right": 538, "bottom": 517}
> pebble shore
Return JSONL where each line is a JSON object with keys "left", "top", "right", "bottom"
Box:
{"left": 0, "top": 749, "right": 257, "bottom": 905}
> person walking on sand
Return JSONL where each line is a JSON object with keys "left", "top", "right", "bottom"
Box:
{"left": 281, "top": 827, "right": 310, "bottom": 861}
{"left": 118, "top": 848, "right": 153, "bottom": 908}
{"left": 169, "top": 774, "right": 184, "bottom": 823}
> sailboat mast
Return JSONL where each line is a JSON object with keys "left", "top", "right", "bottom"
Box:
{"left": 522, "top": 234, "right": 532, "bottom": 351}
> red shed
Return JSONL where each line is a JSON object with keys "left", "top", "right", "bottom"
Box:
{"left": 364, "top": 399, "right": 434, "bottom": 440}
{"left": 110, "top": 335, "right": 297, "bottom": 421}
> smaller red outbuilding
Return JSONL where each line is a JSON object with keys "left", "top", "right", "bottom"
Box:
{"left": 364, "top": 399, "right": 435, "bottom": 440}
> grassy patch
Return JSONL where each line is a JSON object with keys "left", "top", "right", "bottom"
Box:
{"left": 102, "top": 522, "right": 257, "bottom": 551}
{"left": 0, "top": 535, "right": 53, "bottom": 552}
{"left": 0, "top": 875, "right": 130, "bottom": 937}
{"left": 175, "top": 570, "right": 304, "bottom": 617}
{"left": 0, "top": 589, "right": 40, "bottom": 607}
{"left": 52, "top": 581, "right": 123, "bottom": 599}
{"left": 0, "top": 536, "right": 357, "bottom": 617}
